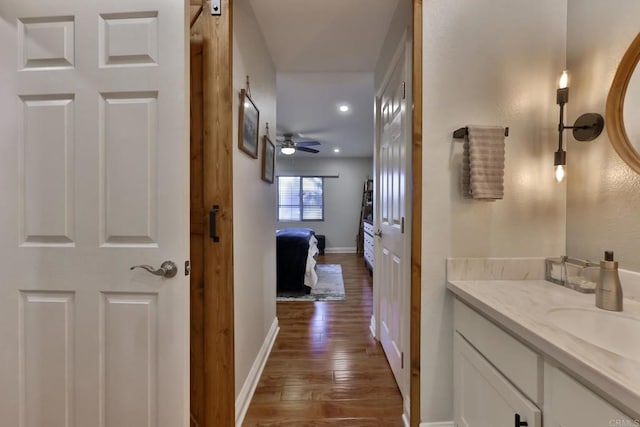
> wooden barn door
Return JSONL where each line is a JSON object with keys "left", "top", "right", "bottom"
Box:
{"left": 189, "top": 2, "right": 235, "bottom": 426}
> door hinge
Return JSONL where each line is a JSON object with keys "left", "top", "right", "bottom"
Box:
{"left": 184, "top": 260, "right": 191, "bottom": 276}
{"left": 401, "top": 217, "right": 405, "bottom": 234}
{"left": 210, "top": 0, "right": 221, "bottom": 16}
{"left": 402, "top": 81, "right": 406, "bottom": 99}
{"left": 401, "top": 352, "right": 404, "bottom": 369}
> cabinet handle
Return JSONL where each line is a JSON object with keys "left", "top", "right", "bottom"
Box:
{"left": 515, "top": 414, "right": 528, "bottom": 427}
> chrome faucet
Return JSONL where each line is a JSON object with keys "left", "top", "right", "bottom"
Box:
{"left": 595, "top": 251, "right": 623, "bottom": 311}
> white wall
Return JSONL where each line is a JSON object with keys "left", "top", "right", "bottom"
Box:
{"left": 233, "top": 0, "right": 277, "bottom": 397}
{"left": 374, "top": 0, "right": 411, "bottom": 90}
{"left": 276, "top": 156, "right": 373, "bottom": 251}
{"left": 421, "top": 0, "right": 567, "bottom": 422}
{"left": 566, "top": 0, "right": 640, "bottom": 272}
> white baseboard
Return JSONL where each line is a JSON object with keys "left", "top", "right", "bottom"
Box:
{"left": 420, "top": 422, "right": 455, "bottom": 427}
{"left": 325, "top": 246, "right": 357, "bottom": 254}
{"left": 235, "top": 318, "right": 279, "bottom": 426}
{"left": 403, "top": 398, "right": 410, "bottom": 427}
{"left": 369, "top": 314, "right": 376, "bottom": 338}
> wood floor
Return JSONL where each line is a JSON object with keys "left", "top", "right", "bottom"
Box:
{"left": 243, "top": 253, "right": 404, "bottom": 426}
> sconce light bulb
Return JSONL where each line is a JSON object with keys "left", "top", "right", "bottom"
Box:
{"left": 559, "top": 70, "right": 569, "bottom": 89}
{"left": 554, "top": 164, "right": 566, "bottom": 183}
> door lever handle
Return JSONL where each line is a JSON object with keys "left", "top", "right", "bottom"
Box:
{"left": 374, "top": 230, "right": 383, "bottom": 237}
{"left": 130, "top": 260, "right": 178, "bottom": 278}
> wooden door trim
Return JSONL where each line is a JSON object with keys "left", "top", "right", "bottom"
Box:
{"left": 410, "top": 1, "right": 422, "bottom": 426}
{"left": 189, "top": 36, "right": 206, "bottom": 426}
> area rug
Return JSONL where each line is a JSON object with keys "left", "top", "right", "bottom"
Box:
{"left": 277, "top": 264, "right": 345, "bottom": 301}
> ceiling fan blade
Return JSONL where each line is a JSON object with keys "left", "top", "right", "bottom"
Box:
{"left": 297, "top": 147, "right": 320, "bottom": 154}
{"left": 295, "top": 140, "right": 320, "bottom": 147}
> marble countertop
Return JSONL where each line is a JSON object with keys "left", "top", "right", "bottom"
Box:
{"left": 447, "top": 279, "right": 640, "bottom": 419}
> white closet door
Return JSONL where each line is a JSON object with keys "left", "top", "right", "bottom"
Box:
{"left": 0, "top": 0, "right": 189, "bottom": 426}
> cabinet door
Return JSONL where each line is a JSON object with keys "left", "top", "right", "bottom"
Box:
{"left": 544, "top": 363, "right": 637, "bottom": 427}
{"left": 454, "top": 333, "right": 541, "bottom": 427}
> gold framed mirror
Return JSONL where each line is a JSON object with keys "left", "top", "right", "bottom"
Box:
{"left": 606, "top": 32, "right": 640, "bottom": 174}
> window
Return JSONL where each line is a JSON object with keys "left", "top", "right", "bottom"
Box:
{"left": 278, "top": 176, "right": 324, "bottom": 221}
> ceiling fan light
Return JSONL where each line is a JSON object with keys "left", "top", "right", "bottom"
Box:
{"left": 281, "top": 146, "right": 296, "bottom": 155}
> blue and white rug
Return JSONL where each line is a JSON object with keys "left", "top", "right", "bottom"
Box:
{"left": 277, "top": 264, "right": 345, "bottom": 301}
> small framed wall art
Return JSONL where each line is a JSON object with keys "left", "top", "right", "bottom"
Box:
{"left": 238, "top": 88, "right": 259, "bottom": 158}
{"left": 261, "top": 135, "right": 275, "bottom": 183}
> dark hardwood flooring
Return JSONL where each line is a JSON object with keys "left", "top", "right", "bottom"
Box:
{"left": 242, "top": 253, "right": 404, "bottom": 426}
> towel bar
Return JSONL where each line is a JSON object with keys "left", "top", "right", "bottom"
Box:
{"left": 453, "top": 126, "right": 509, "bottom": 139}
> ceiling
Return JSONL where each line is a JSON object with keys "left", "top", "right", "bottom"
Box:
{"left": 249, "top": 0, "right": 401, "bottom": 158}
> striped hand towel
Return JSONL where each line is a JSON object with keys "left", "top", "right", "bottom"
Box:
{"left": 461, "top": 126, "right": 505, "bottom": 200}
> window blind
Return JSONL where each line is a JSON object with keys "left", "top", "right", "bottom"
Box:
{"left": 277, "top": 176, "right": 324, "bottom": 221}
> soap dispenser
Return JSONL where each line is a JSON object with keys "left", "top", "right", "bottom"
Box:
{"left": 596, "top": 250, "right": 623, "bottom": 311}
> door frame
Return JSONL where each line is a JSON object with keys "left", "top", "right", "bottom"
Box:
{"left": 410, "top": 2, "right": 423, "bottom": 426}
{"left": 193, "top": 0, "right": 422, "bottom": 426}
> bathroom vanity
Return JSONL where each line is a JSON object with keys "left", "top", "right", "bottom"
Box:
{"left": 448, "top": 277, "right": 639, "bottom": 426}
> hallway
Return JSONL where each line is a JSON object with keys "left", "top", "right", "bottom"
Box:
{"left": 243, "top": 253, "right": 404, "bottom": 426}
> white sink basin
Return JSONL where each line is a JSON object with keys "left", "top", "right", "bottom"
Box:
{"left": 546, "top": 306, "right": 640, "bottom": 361}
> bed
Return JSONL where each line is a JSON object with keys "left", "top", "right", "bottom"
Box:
{"left": 276, "top": 228, "right": 319, "bottom": 294}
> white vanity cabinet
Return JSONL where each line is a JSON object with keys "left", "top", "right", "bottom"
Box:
{"left": 454, "top": 300, "right": 542, "bottom": 427}
{"left": 453, "top": 298, "right": 637, "bottom": 427}
{"left": 544, "top": 363, "right": 637, "bottom": 427}
{"left": 454, "top": 335, "right": 541, "bottom": 427}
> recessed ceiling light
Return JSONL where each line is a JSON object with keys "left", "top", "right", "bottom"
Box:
{"left": 333, "top": 148, "right": 340, "bottom": 153}
{"left": 338, "top": 104, "right": 349, "bottom": 113}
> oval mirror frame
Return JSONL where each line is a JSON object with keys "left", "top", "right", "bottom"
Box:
{"left": 606, "top": 32, "right": 640, "bottom": 175}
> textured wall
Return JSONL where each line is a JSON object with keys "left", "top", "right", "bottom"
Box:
{"left": 421, "top": 0, "right": 567, "bottom": 422}
{"left": 566, "top": 0, "right": 640, "bottom": 271}
{"left": 276, "top": 156, "right": 373, "bottom": 250}
{"left": 233, "top": 0, "right": 278, "bottom": 398}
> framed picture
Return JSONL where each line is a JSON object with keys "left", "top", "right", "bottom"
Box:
{"left": 238, "top": 89, "right": 259, "bottom": 158}
{"left": 261, "top": 135, "right": 275, "bottom": 183}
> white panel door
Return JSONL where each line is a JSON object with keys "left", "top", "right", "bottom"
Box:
{"left": 0, "top": 0, "right": 189, "bottom": 426}
{"left": 375, "top": 34, "right": 410, "bottom": 397}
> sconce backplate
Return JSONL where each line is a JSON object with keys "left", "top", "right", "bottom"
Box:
{"left": 573, "top": 113, "right": 604, "bottom": 141}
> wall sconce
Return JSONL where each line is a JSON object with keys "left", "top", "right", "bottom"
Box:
{"left": 555, "top": 70, "right": 605, "bottom": 182}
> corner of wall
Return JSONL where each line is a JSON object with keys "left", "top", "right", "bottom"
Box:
{"left": 420, "top": 0, "right": 568, "bottom": 422}
{"left": 232, "top": 0, "right": 278, "bottom": 399}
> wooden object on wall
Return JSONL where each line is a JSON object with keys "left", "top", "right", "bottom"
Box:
{"left": 190, "top": 1, "right": 235, "bottom": 426}
{"left": 410, "top": 1, "right": 423, "bottom": 426}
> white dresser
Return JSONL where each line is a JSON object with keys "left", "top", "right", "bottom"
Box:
{"left": 362, "top": 220, "right": 374, "bottom": 270}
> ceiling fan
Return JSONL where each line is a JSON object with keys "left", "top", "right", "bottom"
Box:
{"left": 276, "top": 133, "right": 321, "bottom": 155}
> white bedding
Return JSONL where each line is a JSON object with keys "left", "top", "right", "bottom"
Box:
{"left": 304, "top": 235, "right": 319, "bottom": 288}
